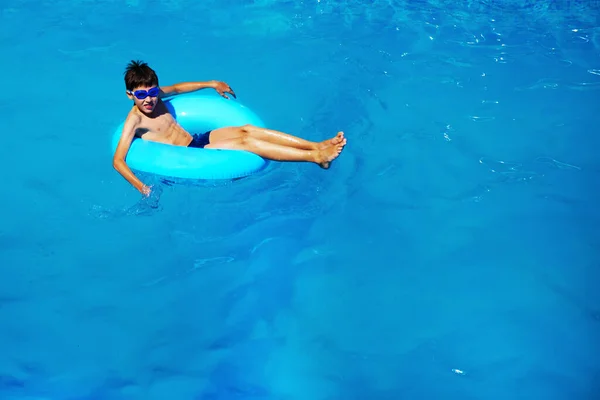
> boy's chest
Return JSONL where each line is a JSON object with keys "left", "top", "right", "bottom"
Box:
{"left": 141, "top": 115, "right": 176, "bottom": 134}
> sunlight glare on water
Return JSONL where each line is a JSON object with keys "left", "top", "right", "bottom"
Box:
{"left": 0, "top": 0, "right": 599, "bottom": 399}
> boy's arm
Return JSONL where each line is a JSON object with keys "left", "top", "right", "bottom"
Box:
{"left": 112, "top": 114, "right": 150, "bottom": 196}
{"left": 160, "top": 80, "right": 236, "bottom": 99}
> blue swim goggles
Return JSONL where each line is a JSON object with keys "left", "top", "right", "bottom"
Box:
{"left": 128, "top": 87, "right": 160, "bottom": 100}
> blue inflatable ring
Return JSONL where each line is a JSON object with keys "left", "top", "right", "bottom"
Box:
{"left": 111, "top": 93, "right": 269, "bottom": 180}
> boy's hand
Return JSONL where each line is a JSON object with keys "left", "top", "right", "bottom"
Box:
{"left": 141, "top": 185, "right": 152, "bottom": 197}
{"left": 212, "top": 80, "right": 236, "bottom": 99}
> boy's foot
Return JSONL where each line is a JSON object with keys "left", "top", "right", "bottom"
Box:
{"left": 318, "top": 131, "right": 345, "bottom": 149}
{"left": 317, "top": 136, "right": 347, "bottom": 169}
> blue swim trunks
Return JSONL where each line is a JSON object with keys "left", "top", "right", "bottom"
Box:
{"left": 188, "top": 131, "right": 211, "bottom": 148}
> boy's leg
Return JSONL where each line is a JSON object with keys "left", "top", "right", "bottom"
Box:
{"left": 205, "top": 134, "right": 346, "bottom": 169}
{"left": 243, "top": 125, "right": 344, "bottom": 150}
{"left": 209, "top": 125, "right": 344, "bottom": 150}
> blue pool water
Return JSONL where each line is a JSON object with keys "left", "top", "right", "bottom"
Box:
{"left": 1, "top": 0, "right": 600, "bottom": 399}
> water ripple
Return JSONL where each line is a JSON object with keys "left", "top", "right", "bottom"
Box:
{"left": 535, "top": 157, "right": 581, "bottom": 171}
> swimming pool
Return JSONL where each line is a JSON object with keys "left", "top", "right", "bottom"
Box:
{"left": 1, "top": 0, "right": 599, "bottom": 398}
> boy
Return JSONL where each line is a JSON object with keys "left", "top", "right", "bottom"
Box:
{"left": 113, "top": 60, "right": 347, "bottom": 196}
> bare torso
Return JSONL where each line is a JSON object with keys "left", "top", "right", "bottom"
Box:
{"left": 130, "top": 100, "right": 193, "bottom": 146}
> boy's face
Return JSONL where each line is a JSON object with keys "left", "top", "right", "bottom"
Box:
{"left": 126, "top": 86, "right": 160, "bottom": 114}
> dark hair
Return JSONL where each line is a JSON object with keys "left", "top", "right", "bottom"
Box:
{"left": 124, "top": 60, "right": 159, "bottom": 91}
